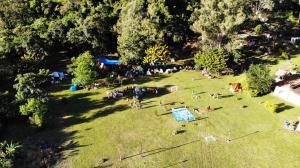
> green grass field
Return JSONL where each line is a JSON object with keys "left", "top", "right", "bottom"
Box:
{"left": 46, "top": 57, "right": 300, "bottom": 168}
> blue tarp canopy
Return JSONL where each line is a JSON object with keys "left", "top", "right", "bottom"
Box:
{"left": 172, "top": 108, "right": 196, "bottom": 122}
{"left": 97, "top": 57, "right": 120, "bottom": 65}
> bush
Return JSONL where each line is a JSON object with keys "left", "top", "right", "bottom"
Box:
{"left": 68, "top": 51, "right": 97, "bottom": 88}
{"left": 264, "top": 101, "right": 278, "bottom": 113}
{"left": 19, "top": 98, "right": 47, "bottom": 127}
{"left": 246, "top": 64, "right": 273, "bottom": 97}
{"left": 0, "top": 141, "right": 20, "bottom": 168}
{"left": 286, "top": 11, "right": 298, "bottom": 25}
{"left": 280, "top": 50, "right": 290, "bottom": 60}
{"left": 194, "top": 48, "right": 229, "bottom": 75}
{"left": 254, "top": 24, "right": 264, "bottom": 35}
{"left": 144, "top": 44, "right": 171, "bottom": 64}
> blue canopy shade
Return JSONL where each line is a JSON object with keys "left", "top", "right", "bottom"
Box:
{"left": 97, "top": 57, "right": 120, "bottom": 65}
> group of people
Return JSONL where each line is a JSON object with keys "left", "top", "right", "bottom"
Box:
{"left": 106, "top": 85, "right": 159, "bottom": 109}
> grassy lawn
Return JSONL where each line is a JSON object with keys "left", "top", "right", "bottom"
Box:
{"left": 45, "top": 57, "right": 300, "bottom": 168}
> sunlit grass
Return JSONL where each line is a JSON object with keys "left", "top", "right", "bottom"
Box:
{"left": 50, "top": 58, "right": 300, "bottom": 167}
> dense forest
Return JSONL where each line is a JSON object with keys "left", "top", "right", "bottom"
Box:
{"left": 1, "top": 0, "right": 300, "bottom": 167}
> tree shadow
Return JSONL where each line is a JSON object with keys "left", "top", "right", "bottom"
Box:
{"left": 213, "top": 107, "right": 223, "bottom": 111}
{"left": 7, "top": 74, "right": 174, "bottom": 167}
{"left": 9, "top": 90, "right": 132, "bottom": 167}
{"left": 220, "top": 95, "right": 233, "bottom": 99}
{"left": 276, "top": 103, "right": 294, "bottom": 113}
{"left": 162, "top": 159, "right": 188, "bottom": 168}
{"left": 121, "top": 139, "right": 201, "bottom": 160}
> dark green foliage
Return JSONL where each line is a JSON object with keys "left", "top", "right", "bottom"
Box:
{"left": 0, "top": 91, "right": 16, "bottom": 120}
{"left": 190, "top": 0, "right": 247, "bottom": 48}
{"left": 14, "top": 69, "right": 49, "bottom": 103}
{"left": 116, "top": 0, "right": 162, "bottom": 64}
{"left": 194, "top": 49, "right": 229, "bottom": 74}
{"left": 0, "top": 141, "right": 20, "bottom": 168}
{"left": 246, "top": 64, "right": 273, "bottom": 97}
{"left": 117, "top": 0, "right": 191, "bottom": 64}
{"left": 13, "top": 69, "right": 49, "bottom": 127}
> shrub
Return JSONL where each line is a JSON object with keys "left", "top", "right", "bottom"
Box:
{"left": 194, "top": 48, "right": 229, "bottom": 75}
{"left": 68, "top": 51, "right": 97, "bottom": 88}
{"left": 286, "top": 11, "right": 298, "bottom": 25}
{"left": 264, "top": 101, "right": 278, "bottom": 113}
{"left": 0, "top": 141, "right": 20, "bottom": 168}
{"left": 144, "top": 44, "right": 171, "bottom": 64}
{"left": 254, "top": 24, "right": 264, "bottom": 35}
{"left": 246, "top": 64, "right": 273, "bottom": 97}
{"left": 280, "top": 50, "right": 290, "bottom": 60}
{"left": 19, "top": 98, "right": 47, "bottom": 127}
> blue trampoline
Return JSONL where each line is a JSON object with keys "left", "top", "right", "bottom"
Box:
{"left": 172, "top": 108, "right": 196, "bottom": 122}
{"left": 97, "top": 57, "right": 120, "bottom": 65}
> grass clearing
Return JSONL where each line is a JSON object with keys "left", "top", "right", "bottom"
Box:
{"left": 46, "top": 58, "right": 300, "bottom": 167}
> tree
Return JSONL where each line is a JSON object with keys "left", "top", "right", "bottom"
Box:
{"left": 13, "top": 69, "right": 49, "bottom": 127}
{"left": 68, "top": 51, "right": 96, "bottom": 87}
{"left": 144, "top": 44, "right": 171, "bottom": 64}
{"left": 251, "top": 0, "right": 275, "bottom": 20}
{"left": 14, "top": 69, "right": 49, "bottom": 103}
{"left": 194, "top": 48, "right": 229, "bottom": 75}
{"left": 116, "top": 0, "right": 163, "bottom": 64}
{"left": 246, "top": 64, "right": 273, "bottom": 97}
{"left": 20, "top": 98, "right": 47, "bottom": 127}
{"left": 190, "top": 0, "right": 247, "bottom": 48}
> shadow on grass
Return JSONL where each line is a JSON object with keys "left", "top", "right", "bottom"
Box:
{"left": 11, "top": 78, "right": 173, "bottom": 167}
{"left": 214, "top": 107, "right": 223, "bottom": 111}
{"left": 121, "top": 139, "right": 201, "bottom": 160}
{"left": 231, "top": 131, "right": 260, "bottom": 142}
{"left": 9, "top": 90, "right": 132, "bottom": 167}
{"left": 276, "top": 103, "right": 294, "bottom": 113}
{"left": 162, "top": 159, "right": 188, "bottom": 168}
{"left": 2, "top": 72, "right": 175, "bottom": 167}
{"left": 220, "top": 95, "right": 233, "bottom": 99}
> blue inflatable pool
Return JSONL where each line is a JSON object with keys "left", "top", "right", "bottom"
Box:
{"left": 172, "top": 108, "right": 196, "bottom": 122}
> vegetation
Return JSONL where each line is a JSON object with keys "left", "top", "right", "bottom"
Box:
{"left": 31, "top": 69, "right": 299, "bottom": 168}
{"left": 0, "top": 141, "right": 20, "bottom": 168}
{"left": 280, "top": 50, "right": 290, "bottom": 60}
{"left": 194, "top": 48, "right": 229, "bottom": 74}
{"left": 254, "top": 24, "right": 264, "bottom": 35}
{"left": 144, "top": 44, "right": 171, "bottom": 64}
{"left": 246, "top": 64, "right": 273, "bottom": 97}
{"left": 190, "top": 0, "right": 247, "bottom": 48}
{"left": 264, "top": 101, "right": 278, "bottom": 113}
{"left": 68, "top": 51, "right": 97, "bottom": 88}
{"left": 19, "top": 98, "right": 47, "bottom": 127}
{"left": 13, "top": 70, "right": 49, "bottom": 127}
{"left": 1, "top": 0, "right": 300, "bottom": 167}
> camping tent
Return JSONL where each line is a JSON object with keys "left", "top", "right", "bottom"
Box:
{"left": 97, "top": 57, "right": 120, "bottom": 65}
{"left": 51, "top": 71, "right": 65, "bottom": 80}
{"left": 69, "top": 85, "right": 77, "bottom": 92}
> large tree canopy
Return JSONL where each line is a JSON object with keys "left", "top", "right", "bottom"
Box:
{"left": 190, "top": 0, "right": 247, "bottom": 48}
{"left": 117, "top": 0, "right": 191, "bottom": 64}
